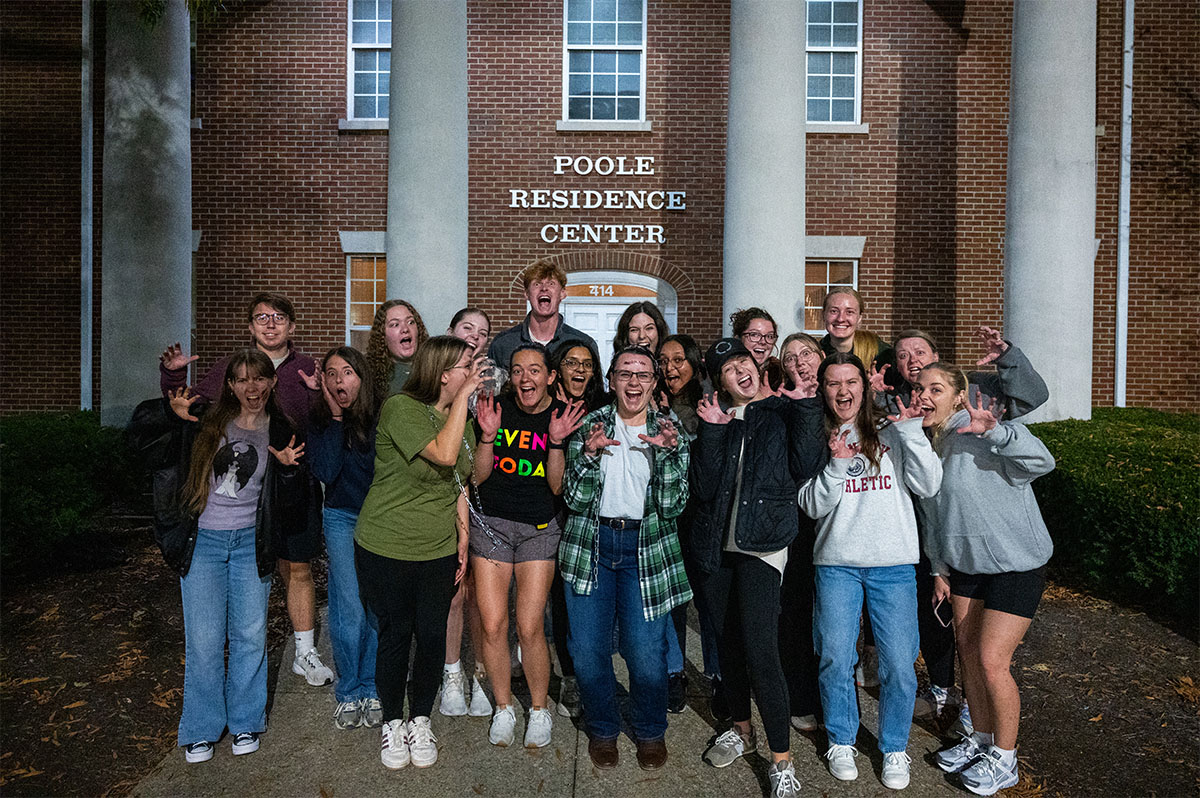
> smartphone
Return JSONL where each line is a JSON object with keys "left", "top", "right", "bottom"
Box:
{"left": 933, "top": 597, "right": 954, "bottom": 628}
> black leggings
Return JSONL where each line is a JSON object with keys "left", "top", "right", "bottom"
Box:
{"left": 549, "top": 570, "right": 575, "bottom": 677}
{"left": 917, "top": 560, "right": 956, "bottom": 688}
{"left": 705, "top": 552, "right": 790, "bottom": 754}
{"left": 355, "top": 544, "right": 457, "bottom": 722}
{"left": 779, "top": 529, "right": 821, "bottom": 718}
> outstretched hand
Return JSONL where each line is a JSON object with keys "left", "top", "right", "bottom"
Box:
{"left": 549, "top": 400, "right": 587, "bottom": 445}
{"left": 168, "top": 387, "right": 202, "bottom": 422}
{"left": 298, "top": 366, "right": 320, "bottom": 391}
{"left": 697, "top": 393, "right": 733, "bottom": 425}
{"left": 583, "top": 422, "right": 620, "bottom": 456}
{"left": 975, "top": 326, "right": 1009, "bottom": 366}
{"left": 638, "top": 417, "right": 679, "bottom": 450}
{"left": 887, "top": 395, "right": 923, "bottom": 424}
{"left": 475, "top": 393, "right": 502, "bottom": 440}
{"left": 828, "top": 428, "right": 861, "bottom": 460}
{"left": 780, "top": 371, "right": 818, "bottom": 400}
{"left": 868, "top": 362, "right": 891, "bottom": 393}
{"left": 161, "top": 342, "right": 198, "bottom": 371}
{"left": 268, "top": 435, "right": 305, "bottom": 466}
{"left": 956, "top": 391, "right": 999, "bottom": 436}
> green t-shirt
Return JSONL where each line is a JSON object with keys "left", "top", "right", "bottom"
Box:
{"left": 389, "top": 359, "right": 412, "bottom": 397}
{"left": 355, "top": 394, "right": 476, "bottom": 561}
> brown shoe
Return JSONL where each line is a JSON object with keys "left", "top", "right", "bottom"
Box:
{"left": 636, "top": 738, "right": 668, "bottom": 770}
{"left": 588, "top": 736, "right": 619, "bottom": 769}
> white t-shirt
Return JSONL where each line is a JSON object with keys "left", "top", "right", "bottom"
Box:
{"left": 724, "top": 405, "right": 788, "bottom": 576}
{"left": 597, "top": 416, "right": 651, "bottom": 520}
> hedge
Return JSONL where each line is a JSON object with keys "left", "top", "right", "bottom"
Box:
{"left": 1029, "top": 407, "right": 1199, "bottom": 635}
{"left": 0, "top": 411, "right": 146, "bottom": 570}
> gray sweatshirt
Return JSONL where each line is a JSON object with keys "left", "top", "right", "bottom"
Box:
{"left": 799, "top": 417, "right": 942, "bottom": 568}
{"left": 920, "top": 410, "right": 1055, "bottom": 576}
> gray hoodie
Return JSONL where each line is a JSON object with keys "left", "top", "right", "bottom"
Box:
{"left": 920, "top": 410, "right": 1055, "bottom": 576}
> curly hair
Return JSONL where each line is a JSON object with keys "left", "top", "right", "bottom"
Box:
{"left": 729, "top": 306, "right": 776, "bottom": 337}
{"left": 367, "top": 299, "right": 428, "bottom": 405}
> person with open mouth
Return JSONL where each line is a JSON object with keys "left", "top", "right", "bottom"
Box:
{"left": 559, "top": 345, "right": 690, "bottom": 773}
{"left": 367, "top": 299, "right": 429, "bottom": 403}
{"left": 819, "top": 287, "right": 900, "bottom": 403}
{"left": 798, "top": 352, "right": 942, "bottom": 792}
{"left": 730, "top": 306, "right": 785, "bottom": 400}
{"left": 690, "top": 337, "right": 824, "bottom": 798}
{"left": 612, "top": 301, "right": 668, "bottom": 357}
{"left": 915, "top": 363, "right": 1055, "bottom": 797}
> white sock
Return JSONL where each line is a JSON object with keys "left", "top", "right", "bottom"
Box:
{"left": 990, "top": 745, "right": 1016, "bottom": 768}
{"left": 972, "top": 731, "right": 994, "bottom": 747}
{"left": 294, "top": 629, "right": 314, "bottom": 654}
{"left": 444, "top": 659, "right": 462, "bottom": 674}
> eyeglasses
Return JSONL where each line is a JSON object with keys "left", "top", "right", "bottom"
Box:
{"left": 741, "top": 330, "right": 778, "bottom": 344}
{"left": 783, "top": 349, "right": 821, "bottom": 366}
{"left": 560, "top": 358, "right": 594, "bottom": 372}
{"left": 252, "top": 312, "right": 289, "bottom": 325}
{"left": 612, "top": 370, "right": 655, "bottom": 384}
{"left": 658, "top": 356, "right": 689, "bottom": 369}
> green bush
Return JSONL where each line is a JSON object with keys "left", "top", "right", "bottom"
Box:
{"left": 0, "top": 411, "right": 147, "bottom": 569}
{"left": 1030, "top": 408, "right": 1199, "bottom": 634}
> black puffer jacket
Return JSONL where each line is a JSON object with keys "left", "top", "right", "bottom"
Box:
{"left": 126, "top": 398, "right": 319, "bottom": 578}
{"left": 689, "top": 396, "right": 826, "bottom": 574}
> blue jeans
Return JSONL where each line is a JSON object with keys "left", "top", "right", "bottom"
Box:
{"left": 563, "top": 523, "right": 669, "bottom": 741}
{"left": 814, "top": 564, "right": 918, "bottom": 754}
{"left": 178, "top": 526, "right": 272, "bottom": 746}
{"left": 323, "top": 506, "right": 379, "bottom": 703}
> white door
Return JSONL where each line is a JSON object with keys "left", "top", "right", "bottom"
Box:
{"left": 561, "top": 301, "right": 628, "bottom": 377}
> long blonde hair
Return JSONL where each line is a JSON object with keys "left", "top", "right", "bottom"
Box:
{"left": 401, "top": 335, "right": 470, "bottom": 407}
{"left": 921, "top": 362, "right": 969, "bottom": 454}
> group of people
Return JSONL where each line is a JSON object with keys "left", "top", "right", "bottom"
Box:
{"left": 130, "top": 259, "right": 1056, "bottom": 798}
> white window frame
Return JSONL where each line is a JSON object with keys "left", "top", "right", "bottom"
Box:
{"left": 345, "top": 253, "right": 387, "bottom": 347}
{"left": 558, "top": 0, "right": 652, "bottom": 132}
{"left": 802, "top": 258, "right": 860, "bottom": 335}
{"left": 345, "top": 0, "right": 391, "bottom": 125}
{"left": 805, "top": 0, "right": 867, "bottom": 133}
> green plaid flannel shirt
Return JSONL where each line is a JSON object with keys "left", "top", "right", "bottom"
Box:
{"left": 559, "top": 403, "right": 692, "bottom": 621}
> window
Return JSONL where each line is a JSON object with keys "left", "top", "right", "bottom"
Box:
{"left": 806, "top": 0, "right": 861, "bottom": 124}
{"left": 563, "top": 0, "right": 646, "bottom": 125}
{"left": 347, "top": 255, "right": 387, "bottom": 350}
{"left": 348, "top": 0, "right": 391, "bottom": 120}
{"left": 803, "top": 259, "right": 858, "bottom": 332}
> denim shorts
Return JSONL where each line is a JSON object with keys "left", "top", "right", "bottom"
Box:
{"left": 468, "top": 511, "right": 563, "bottom": 564}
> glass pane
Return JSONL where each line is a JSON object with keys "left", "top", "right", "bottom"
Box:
{"left": 832, "top": 24, "right": 856, "bottom": 46}
{"left": 805, "top": 262, "right": 826, "bottom": 282}
{"left": 808, "top": 52, "right": 831, "bottom": 73}
{"left": 378, "top": 71, "right": 390, "bottom": 94}
{"left": 616, "top": 98, "right": 639, "bottom": 119}
{"left": 804, "top": 308, "right": 823, "bottom": 330}
{"left": 355, "top": 96, "right": 375, "bottom": 118}
{"left": 352, "top": 0, "right": 375, "bottom": 21}
{"left": 831, "top": 99, "right": 854, "bottom": 121}
{"left": 617, "top": 22, "right": 642, "bottom": 45}
{"left": 376, "top": 257, "right": 388, "bottom": 279}
{"left": 351, "top": 281, "right": 374, "bottom": 303}
{"left": 377, "top": 95, "right": 388, "bottom": 117}
{"left": 617, "top": 73, "right": 639, "bottom": 95}
{"left": 592, "top": 22, "right": 616, "bottom": 44}
{"left": 804, "top": 285, "right": 827, "bottom": 307}
{"left": 833, "top": 1, "right": 858, "bottom": 23}
{"left": 807, "top": 99, "right": 829, "bottom": 122}
{"left": 831, "top": 52, "right": 855, "bottom": 74}
{"left": 567, "top": 22, "right": 591, "bottom": 45}
{"left": 617, "top": 51, "right": 640, "bottom": 72}
{"left": 355, "top": 50, "right": 375, "bottom": 70}
{"left": 379, "top": 21, "right": 391, "bottom": 45}
{"left": 593, "top": 73, "right": 616, "bottom": 95}
{"left": 593, "top": 51, "right": 616, "bottom": 72}
{"left": 808, "top": 1, "right": 832, "bottom": 24}
{"left": 379, "top": 51, "right": 390, "bottom": 70}
{"left": 807, "top": 24, "right": 831, "bottom": 47}
{"left": 808, "top": 75, "right": 830, "bottom": 98}
{"left": 593, "top": 0, "right": 617, "bottom": 21}
{"left": 831, "top": 76, "right": 854, "bottom": 97}
{"left": 354, "top": 72, "right": 375, "bottom": 95}
{"left": 829, "top": 262, "right": 855, "bottom": 283}
{"left": 569, "top": 51, "right": 591, "bottom": 71}
{"left": 618, "top": 0, "right": 642, "bottom": 21}
{"left": 569, "top": 74, "right": 591, "bottom": 94}
{"left": 352, "top": 21, "right": 376, "bottom": 45}
{"left": 351, "top": 257, "right": 374, "bottom": 280}
{"left": 567, "top": 0, "right": 589, "bottom": 22}
{"left": 351, "top": 305, "right": 374, "bottom": 327}
{"left": 378, "top": 0, "right": 391, "bottom": 21}
{"left": 568, "top": 97, "right": 591, "bottom": 119}
{"left": 592, "top": 96, "right": 616, "bottom": 119}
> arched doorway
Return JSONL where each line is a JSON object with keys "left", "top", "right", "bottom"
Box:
{"left": 559, "top": 270, "right": 679, "bottom": 375}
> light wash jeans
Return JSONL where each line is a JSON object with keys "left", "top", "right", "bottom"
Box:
{"left": 814, "top": 564, "right": 918, "bottom": 754}
{"left": 323, "top": 506, "right": 379, "bottom": 703}
{"left": 177, "top": 526, "right": 272, "bottom": 746}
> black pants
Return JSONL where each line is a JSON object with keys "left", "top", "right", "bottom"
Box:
{"left": 704, "top": 552, "right": 791, "bottom": 754}
{"left": 779, "top": 529, "right": 821, "bottom": 719}
{"left": 355, "top": 544, "right": 457, "bottom": 722}
{"left": 917, "top": 556, "right": 956, "bottom": 689}
{"left": 549, "top": 570, "right": 575, "bottom": 677}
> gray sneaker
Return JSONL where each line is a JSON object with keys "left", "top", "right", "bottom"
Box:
{"left": 360, "top": 697, "right": 383, "bottom": 728}
{"left": 769, "top": 759, "right": 802, "bottom": 798}
{"left": 334, "top": 700, "right": 363, "bottom": 729}
{"left": 703, "top": 727, "right": 755, "bottom": 768}
{"left": 557, "top": 675, "right": 581, "bottom": 718}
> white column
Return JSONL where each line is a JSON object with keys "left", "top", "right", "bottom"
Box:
{"left": 722, "top": 0, "right": 807, "bottom": 335}
{"left": 386, "top": 0, "right": 469, "bottom": 331}
{"left": 100, "top": 0, "right": 192, "bottom": 426}
{"left": 1003, "top": 0, "right": 1096, "bottom": 421}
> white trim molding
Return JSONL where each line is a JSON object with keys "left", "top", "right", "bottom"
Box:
{"left": 339, "top": 230, "right": 385, "bottom": 253}
{"left": 806, "top": 235, "right": 866, "bottom": 259}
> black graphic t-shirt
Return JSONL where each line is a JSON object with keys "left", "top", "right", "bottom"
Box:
{"left": 197, "top": 421, "right": 270, "bottom": 531}
{"left": 476, "top": 396, "right": 563, "bottom": 525}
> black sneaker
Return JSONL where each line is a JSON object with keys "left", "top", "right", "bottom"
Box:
{"left": 668, "top": 672, "right": 687, "bottom": 714}
{"left": 709, "top": 675, "right": 730, "bottom": 721}
{"left": 184, "top": 741, "right": 213, "bottom": 763}
{"left": 232, "top": 731, "right": 260, "bottom": 756}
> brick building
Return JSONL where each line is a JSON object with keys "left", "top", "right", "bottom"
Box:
{"left": 1, "top": 0, "right": 1195, "bottom": 421}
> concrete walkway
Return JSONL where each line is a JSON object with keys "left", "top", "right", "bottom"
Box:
{"left": 134, "top": 609, "right": 965, "bottom": 797}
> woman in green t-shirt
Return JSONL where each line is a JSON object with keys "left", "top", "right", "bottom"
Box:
{"left": 354, "top": 336, "right": 482, "bottom": 771}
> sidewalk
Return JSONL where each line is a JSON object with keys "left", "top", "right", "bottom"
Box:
{"left": 134, "top": 609, "right": 963, "bottom": 797}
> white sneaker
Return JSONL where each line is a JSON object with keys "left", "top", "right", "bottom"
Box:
{"left": 825, "top": 743, "right": 859, "bottom": 781}
{"left": 360, "top": 697, "right": 383, "bottom": 728}
{"left": 854, "top": 646, "right": 879, "bottom": 688}
{"left": 935, "top": 732, "right": 984, "bottom": 773}
{"left": 293, "top": 647, "right": 334, "bottom": 686}
{"left": 184, "top": 741, "right": 213, "bottom": 763}
{"left": 380, "top": 719, "right": 410, "bottom": 769}
{"left": 334, "top": 700, "right": 363, "bottom": 729}
{"left": 769, "top": 759, "right": 802, "bottom": 798}
{"left": 231, "top": 732, "right": 259, "bottom": 756}
{"left": 468, "top": 675, "right": 492, "bottom": 717}
{"left": 489, "top": 704, "right": 517, "bottom": 747}
{"left": 439, "top": 669, "right": 468, "bottom": 716}
{"left": 914, "top": 684, "right": 950, "bottom": 718}
{"left": 882, "top": 751, "right": 912, "bottom": 789}
{"left": 790, "top": 714, "right": 820, "bottom": 732}
{"left": 524, "top": 707, "right": 553, "bottom": 748}
{"left": 960, "top": 748, "right": 1019, "bottom": 796}
{"left": 407, "top": 716, "right": 439, "bottom": 767}
{"left": 949, "top": 696, "right": 974, "bottom": 737}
